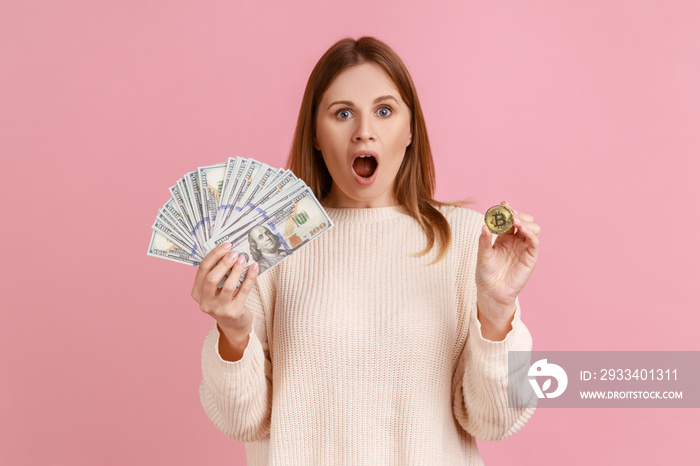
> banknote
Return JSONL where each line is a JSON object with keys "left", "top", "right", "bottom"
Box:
{"left": 152, "top": 215, "right": 200, "bottom": 257}
{"left": 215, "top": 158, "right": 264, "bottom": 235}
{"left": 148, "top": 157, "right": 334, "bottom": 284}
{"left": 199, "top": 162, "right": 227, "bottom": 236}
{"left": 212, "top": 178, "right": 307, "bottom": 243}
{"left": 207, "top": 185, "right": 333, "bottom": 267}
{"left": 147, "top": 229, "right": 201, "bottom": 266}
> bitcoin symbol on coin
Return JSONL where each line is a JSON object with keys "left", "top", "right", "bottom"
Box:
{"left": 484, "top": 205, "right": 514, "bottom": 235}
{"left": 492, "top": 213, "right": 506, "bottom": 227}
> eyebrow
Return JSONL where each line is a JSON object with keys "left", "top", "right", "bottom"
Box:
{"left": 327, "top": 95, "right": 398, "bottom": 110}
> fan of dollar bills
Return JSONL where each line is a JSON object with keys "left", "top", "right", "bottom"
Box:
{"left": 147, "top": 157, "right": 334, "bottom": 278}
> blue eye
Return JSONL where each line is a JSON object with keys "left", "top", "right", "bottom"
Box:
{"left": 335, "top": 106, "right": 393, "bottom": 119}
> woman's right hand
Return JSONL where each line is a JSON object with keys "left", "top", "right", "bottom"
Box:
{"left": 191, "top": 242, "right": 260, "bottom": 344}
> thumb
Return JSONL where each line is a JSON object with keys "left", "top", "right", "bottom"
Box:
{"left": 478, "top": 224, "right": 494, "bottom": 255}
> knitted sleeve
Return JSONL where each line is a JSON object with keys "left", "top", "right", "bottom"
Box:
{"left": 452, "top": 298, "right": 537, "bottom": 441}
{"left": 198, "top": 268, "right": 277, "bottom": 442}
{"left": 447, "top": 206, "right": 537, "bottom": 441}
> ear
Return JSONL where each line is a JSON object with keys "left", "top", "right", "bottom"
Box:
{"left": 406, "top": 132, "right": 412, "bottom": 146}
{"left": 313, "top": 135, "right": 320, "bottom": 151}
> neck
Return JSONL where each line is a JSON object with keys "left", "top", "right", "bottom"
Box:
{"left": 321, "top": 184, "right": 398, "bottom": 208}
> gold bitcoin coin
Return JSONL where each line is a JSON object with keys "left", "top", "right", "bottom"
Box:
{"left": 484, "top": 205, "right": 514, "bottom": 235}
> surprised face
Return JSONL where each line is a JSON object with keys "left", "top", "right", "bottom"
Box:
{"left": 314, "top": 62, "right": 413, "bottom": 208}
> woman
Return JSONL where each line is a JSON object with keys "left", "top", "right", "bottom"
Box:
{"left": 192, "top": 36, "right": 540, "bottom": 465}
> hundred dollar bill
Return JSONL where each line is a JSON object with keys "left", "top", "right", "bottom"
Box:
{"left": 159, "top": 198, "right": 195, "bottom": 244}
{"left": 147, "top": 229, "right": 201, "bottom": 266}
{"left": 206, "top": 186, "right": 334, "bottom": 275}
{"left": 199, "top": 162, "right": 227, "bottom": 236}
{"left": 211, "top": 179, "right": 307, "bottom": 247}
{"left": 217, "top": 159, "right": 264, "bottom": 233}
{"left": 233, "top": 159, "right": 264, "bottom": 203}
{"left": 152, "top": 216, "right": 202, "bottom": 260}
{"left": 248, "top": 169, "right": 297, "bottom": 207}
{"left": 224, "top": 169, "right": 300, "bottom": 233}
{"left": 213, "top": 157, "right": 247, "bottom": 234}
{"left": 214, "top": 163, "right": 278, "bottom": 237}
{"left": 154, "top": 212, "right": 196, "bottom": 248}
{"left": 218, "top": 157, "right": 243, "bottom": 212}
{"left": 236, "top": 166, "right": 280, "bottom": 215}
{"left": 174, "top": 177, "right": 206, "bottom": 248}
{"left": 149, "top": 157, "right": 333, "bottom": 283}
{"left": 169, "top": 182, "right": 198, "bottom": 241}
{"left": 185, "top": 170, "right": 208, "bottom": 241}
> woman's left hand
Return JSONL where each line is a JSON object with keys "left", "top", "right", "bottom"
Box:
{"left": 475, "top": 201, "right": 540, "bottom": 327}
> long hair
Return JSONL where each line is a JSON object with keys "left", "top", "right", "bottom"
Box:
{"left": 286, "top": 36, "right": 469, "bottom": 263}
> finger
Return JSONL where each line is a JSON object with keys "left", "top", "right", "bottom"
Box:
{"left": 479, "top": 224, "right": 494, "bottom": 255}
{"left": 515, "top": 211, "right": 534, "bottom": 223}
{"left": 514, "top": 217, "right": 541, "bottom": 238}
{"left": 521, "top": 226, "right": 539, "bottom": 254}
{"left": 215, "top": 253, "right": 250, "bottom": 304}
{"left": 503, "top": 201, "right": 537, "bottom": 226}
{"left": 232, "top": 262, "right": 260, "bottom": 306}
{"left": 501, "top": 200, "right": 517, "bottom": 215}
{"left": 192, "top": 242, "right": 232, "bottom": 301}
{"left": 528, "top": 222, "right": 541, "bottom": 238}
{"left": 513, "top": 218, "right": 540, "bottom": 251}
{"left": 202, "top": 250, "right": 242, "bottom": 303}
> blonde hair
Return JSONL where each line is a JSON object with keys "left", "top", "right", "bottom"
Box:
{"left": 286, "top": 36, "right": 469, "bottom": 263}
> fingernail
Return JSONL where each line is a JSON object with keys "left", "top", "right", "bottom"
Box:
{"left": 229, "top": 251, "right": 238, "bottom": 260}
{"left": 252, "top": 262, "right": 259, "bottom": 271}
{"left": 223, "top": 242, "right": 232, "bottom": 249}
{"left": 238, "top": 255, "right": 246, "bottom": 265}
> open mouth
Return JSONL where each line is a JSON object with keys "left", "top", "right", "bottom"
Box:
{"left": 352, "top": 155, "right": 378, "bottom": 179}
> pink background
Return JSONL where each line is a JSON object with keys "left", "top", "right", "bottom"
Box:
{"left": 2, "top": 1, "right": 698, "bottom": 465}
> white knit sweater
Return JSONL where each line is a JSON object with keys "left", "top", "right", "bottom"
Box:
{"left": 200, "top": 205, "right": 536, "bottom": 465}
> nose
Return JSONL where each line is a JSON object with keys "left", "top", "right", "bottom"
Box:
{"left": 352, "top": 113, "right": 375, "bottom": 142}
